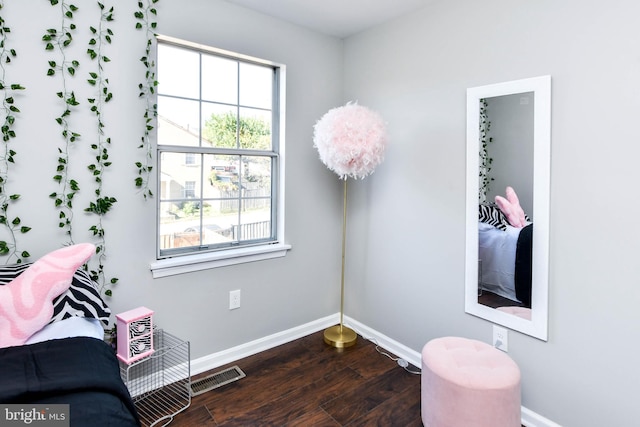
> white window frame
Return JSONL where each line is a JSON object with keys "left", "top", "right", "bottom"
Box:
{"left": 150, "top": 35, "right": 290, "bottom": 278}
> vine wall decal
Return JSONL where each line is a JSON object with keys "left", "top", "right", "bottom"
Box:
{"left": 478, "top": 98, "right": 494, "bottom": 203}
{"left": 0, "top": 1, "right": 160, "bottom": 299}
{"left": 43, "top": 0, "right": 81, "bottom": 243}
{"left": 134, "top": 0, "right": 159, "bottom": 200}
{"left": 0, "top": 2, "right": 30, "bottom": 263}
{"left": 86, "top": 1, "right": 117, "bottom": 296}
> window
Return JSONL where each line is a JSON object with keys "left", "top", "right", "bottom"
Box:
{"left": 183, "top": 181, "right": 196, "bottom": 198}
{"left": 154, "top": 36, "right": 287, "bottom": 271}
{"left": 184, "top": 153, "right": 196, "bottom": 165}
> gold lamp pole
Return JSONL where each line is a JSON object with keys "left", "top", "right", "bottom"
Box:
{"left": 323, "top": 179, "right": 357, "bottom": 348}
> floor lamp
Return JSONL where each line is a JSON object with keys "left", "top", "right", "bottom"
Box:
{"left": 313, "top": 102, "right": 388, "bottom": 348}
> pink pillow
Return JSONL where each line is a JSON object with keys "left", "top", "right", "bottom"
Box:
{"left": 0, "top": 243, "right": 95, "bottom": 348}
{"left": 495, "top": 186, "right": 527, "bottom": 228}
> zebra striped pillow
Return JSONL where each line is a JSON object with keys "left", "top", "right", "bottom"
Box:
{"left": 0, "top": 263, "right": 111, "bottom": 326}
{"left": 479, "top": 203, "right": 509, "bottom": 231}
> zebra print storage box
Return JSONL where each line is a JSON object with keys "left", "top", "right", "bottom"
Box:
{"left": 116, "top": 306, "right": 154, "bottom": 364}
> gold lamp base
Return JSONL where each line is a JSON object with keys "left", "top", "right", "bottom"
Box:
{"left": 323, "top": 324, "right": 357, "bottom": 348}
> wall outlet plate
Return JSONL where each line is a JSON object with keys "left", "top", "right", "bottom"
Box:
{"left": 229, "top": 289, "right": 241, "bottom": 310}
{"left": 493, "top": 325, "right": 508, "bottom": 352}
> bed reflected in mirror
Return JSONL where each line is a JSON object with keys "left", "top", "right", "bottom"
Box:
{"left": 465, "top": 76, "right": 551, "bottom": 341}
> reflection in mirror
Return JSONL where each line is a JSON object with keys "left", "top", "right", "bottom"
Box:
{"left": 465, "top": 76, "right": 551, "bottom": 341}
{"left": 478, "top": 93, "right": 533, "bottom": 308}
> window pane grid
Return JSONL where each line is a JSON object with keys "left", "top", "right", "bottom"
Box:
{"left": 157, "top": 38, "right": 279, "bottom": 258}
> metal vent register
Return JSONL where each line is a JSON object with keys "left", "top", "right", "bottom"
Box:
{"left": 190, "top": 365, "right": 246, "bottom": 396}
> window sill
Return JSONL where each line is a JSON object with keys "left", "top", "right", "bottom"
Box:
{"left": 149, "top": 243, "right": 292, "bottom": 278}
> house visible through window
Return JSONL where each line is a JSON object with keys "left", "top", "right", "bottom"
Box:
{"left": 156, "top": 36, "right": 283, "bottom": 259}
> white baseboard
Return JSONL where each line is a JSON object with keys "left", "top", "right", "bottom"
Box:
{"left": 190, "top": 314, "right": 560, "bottom": 427}
{"left": 190, "top": 314, "right": 337, "bottom": 375}
{"left": 343, "top": 316, "right": 423, "bottom": 368}
{"left": 521, "top": 407, "right": 563, "bottom": 427}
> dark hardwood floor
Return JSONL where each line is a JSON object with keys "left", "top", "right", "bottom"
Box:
{"left": 478, "top": 289, "right": 525, "bottom": 309}
{"left": 169, "top": 330, "right": 423, "bottom": 426}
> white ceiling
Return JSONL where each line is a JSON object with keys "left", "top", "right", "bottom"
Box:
{"left": 222, "top": 0, "right": 434, "bottom": 38}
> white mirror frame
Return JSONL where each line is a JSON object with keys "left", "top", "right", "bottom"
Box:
{"left": 465, "top": 75, "right": 551, "bottom": 341}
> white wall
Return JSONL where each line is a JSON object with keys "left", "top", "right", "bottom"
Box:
{"left": 343, "top": 0, "right": 640, "bottom": 425}
{"left": 6, "top": 0, "right": 640, "bottom": 425}
{"left": 4, "top": 0, "right": 344, "bottom": 359}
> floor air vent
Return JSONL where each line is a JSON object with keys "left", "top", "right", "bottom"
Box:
{"left": 190, "top": 365, "right": 246, "bottom": 396}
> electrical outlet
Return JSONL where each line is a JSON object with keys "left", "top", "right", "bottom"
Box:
{"left": 493, "top": 325, "right": 508, "bottom": 352}
{"left": 229, "top": 290, "right": 241, "bottom": 310}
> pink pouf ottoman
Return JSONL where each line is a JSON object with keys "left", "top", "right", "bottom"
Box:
{"left": 421, "top": 336, "right": 521, "bottom": 427}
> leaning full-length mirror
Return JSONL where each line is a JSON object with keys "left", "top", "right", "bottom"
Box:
{"left": 465, "top": 76, "right": 551, "bottom": 340}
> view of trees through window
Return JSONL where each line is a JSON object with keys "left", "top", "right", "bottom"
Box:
{"left": 203, "top": 111, "right": 271, "bottom": 150}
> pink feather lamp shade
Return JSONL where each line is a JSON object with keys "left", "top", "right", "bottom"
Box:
{"left": 313, "top": 102, "right": 388, "bottom": 347}
{"left": 313, "top": 102, "right": 387, "bottom": 180}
